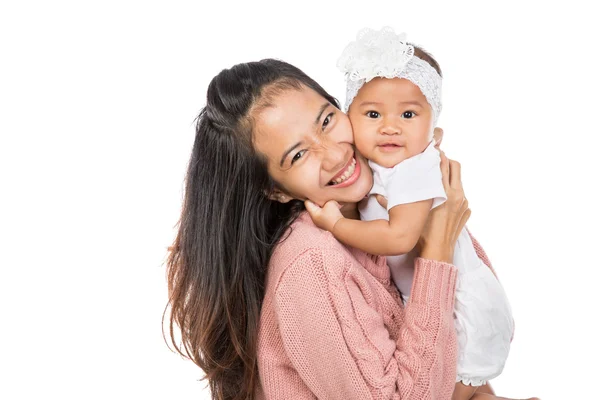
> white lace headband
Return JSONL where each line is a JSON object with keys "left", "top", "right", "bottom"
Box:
{"left": 337, "top": 27, "right": 442, "bottom": 125}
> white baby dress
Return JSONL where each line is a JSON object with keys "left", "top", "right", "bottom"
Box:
{"left": 358, "top": 141, "right": 514, "bottom": 385}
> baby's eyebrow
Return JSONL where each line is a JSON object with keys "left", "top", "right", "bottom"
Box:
{"left": 397, "top": 101, "right": 423, "bottom": 107}
{"left": 358, "top": 101, "right": 383, "bottom": 107}
{"left": 357, "top": 100, "right": 423, "bottom": 107}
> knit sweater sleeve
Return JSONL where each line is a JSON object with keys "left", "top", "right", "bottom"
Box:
{"left": 466, "top": 229, "right": 515, "bottom": 340}
{"left": 273, "top": 248, "right": 458, "bottom": 400}
{"left": 466, "top": 227, "right": 496, "bottom": 278}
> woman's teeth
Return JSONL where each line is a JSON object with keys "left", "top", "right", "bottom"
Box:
{"left": 330, "top": 158, "right": 356, "bottom": 185}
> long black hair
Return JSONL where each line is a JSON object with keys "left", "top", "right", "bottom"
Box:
{"left": 165, "top": 59, "right": 339, "bottom": 400}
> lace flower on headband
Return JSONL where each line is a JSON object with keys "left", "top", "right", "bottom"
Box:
{"left": 337, "top": 27, "right": 415, "bottom": 83}
{"left": 337, "top": 27, "right": 442, "bottom": 125}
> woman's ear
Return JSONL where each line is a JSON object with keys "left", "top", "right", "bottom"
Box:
{"left": 267, "top": 189, "right": 294, "bottom": 203}
{"left": 433, "top": 127, "right": 444, "bottom": 147}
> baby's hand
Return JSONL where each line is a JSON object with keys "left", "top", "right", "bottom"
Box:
{"left": 304, "top": 200, "right": 343, "bottom": 232}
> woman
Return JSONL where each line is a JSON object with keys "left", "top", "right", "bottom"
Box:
{"left": 166, "top": 59, "right": 489, "bottom": 399}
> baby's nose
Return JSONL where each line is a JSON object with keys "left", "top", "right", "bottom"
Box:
{"left": 379, "top": 116, "right": 401, "bottom": 135}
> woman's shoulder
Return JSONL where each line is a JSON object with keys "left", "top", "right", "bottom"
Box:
{"left": 269, "top": 211, "right": 347, "bottom": 271}
{"left": 267, "top": 211, "right": 390, "bottom": 291}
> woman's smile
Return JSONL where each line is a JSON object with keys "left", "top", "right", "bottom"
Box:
{"left": 253, "top": 85, "right": 373, "bottom": 205}
{"left": 328, "top": 154, "right": 359, "bottom": 187}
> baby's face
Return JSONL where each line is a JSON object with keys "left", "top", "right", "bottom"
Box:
{"left": 348, "top": 77, "right": 433, "bottom": 168}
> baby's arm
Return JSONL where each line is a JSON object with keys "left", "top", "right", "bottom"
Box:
{"left": 305, "top": 198, "right": 432, "bottom": 256}
{"left": 306, "top": 142, "right": 445, "bottom": 255}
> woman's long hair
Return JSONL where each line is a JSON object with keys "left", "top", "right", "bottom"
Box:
{"left": 165, "top": 59, "right": 339, "bottom": 400}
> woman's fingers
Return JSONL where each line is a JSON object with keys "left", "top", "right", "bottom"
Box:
{"left": 439, "top": 150, "right": 450, "bottom": 190}
{"left": 375, "top": 194, "right": 388, "bottom": 209}
{"left": 452, "top": 197, "right": 470, "bottom": 242}
{"left": 460, "top": 198, "right": 469, "bottom": 213}
{"left": 449, "top": 159, "right": 462, "bottom": 189}
{"left": 433, "top": 127, "right": 444, "bottom": 148}
{"left": 456, "top": 208, "right": 471, "bottom": 240}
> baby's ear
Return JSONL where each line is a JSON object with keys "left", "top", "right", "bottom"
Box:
{"left": 267, "top": 189, "right": 294, "bottom": 204}
{"left": 433, "top": 127, "right": 444, "bottom": 147}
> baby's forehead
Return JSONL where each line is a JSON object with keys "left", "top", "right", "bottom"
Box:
{"left": 354, "top": 77, "right": 428, "bottom": 106}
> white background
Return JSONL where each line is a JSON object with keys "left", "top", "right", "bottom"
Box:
{"left": 1, "top": 1, "right": 599, "bottom": 399}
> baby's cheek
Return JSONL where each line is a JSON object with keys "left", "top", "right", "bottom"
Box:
{"left": 354, "top": 133, "right": 376, "bottom": 160}
{"left": 346, "top": 118, "right": 363, "bottom": 147}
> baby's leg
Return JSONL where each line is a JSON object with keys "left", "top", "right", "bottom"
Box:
{"left": 471, "top": 385, "right": 539, "bottom": 400}
{"left": 471, "top": 382, "right": 540, "bottom": 400}
{"left": 477, "top": 383, "right": 495, "bottom": 395}
{"left": 452, "top": 382, "right": 478, "bottom": 400}
{"left": 471, "top": 394, "right": 540, "bottom": 400}
{"left": 453, "top": 381, "right": 540, "bottom": 400}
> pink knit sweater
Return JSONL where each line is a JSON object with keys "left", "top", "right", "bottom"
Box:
{"left": 255, "top": 212, "right": 495, "bottom": 399}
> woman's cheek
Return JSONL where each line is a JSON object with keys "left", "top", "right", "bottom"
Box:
{"left": 294, "top": 161, "right": 324, "bottom": 201}
{"left": 336, "top": 114, "right": 355, "bottom": 143}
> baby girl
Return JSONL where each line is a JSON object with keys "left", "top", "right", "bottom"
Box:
{"left": 306, "top": 27, "right": 514, "bottom": 400}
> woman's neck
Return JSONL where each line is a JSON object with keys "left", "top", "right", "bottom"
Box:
{"left": 340, "top": 202, "right": 359, "bottom": 220}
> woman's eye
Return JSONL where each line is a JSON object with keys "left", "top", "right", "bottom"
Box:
{"left": 366, "top": 111, "right": 380, "bottom": 119}
{"left": 291, "top": 150, "right": 306, "bottom": 164}
{"left": 402, "top": 111, "right": 416, "bottom": 119}
{"left": 322, "top": 112, "right": 334, "bottom": 130}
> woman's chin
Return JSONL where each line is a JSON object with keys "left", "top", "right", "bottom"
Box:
{"left": 354, "top": 173, "right": 374, "bottom": 201}
{"left": 341, "top": 186, "right": 373, "bottom": 204}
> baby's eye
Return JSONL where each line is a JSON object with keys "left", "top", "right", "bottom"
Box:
{"left": 366, "top": 111, "right": 380, "bottom": 119}
{"left": 291, "top": 149, "right": 307, "bottom": 164}
{"left": 402, "top": 111, "right": 416, "bottom": 119}
{"left": 322, "top": 112, "right": 334, "bottom": 130}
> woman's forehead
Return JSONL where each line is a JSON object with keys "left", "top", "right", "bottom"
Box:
{"left": 255, "top": 86, "right": 326, "bottom": 140}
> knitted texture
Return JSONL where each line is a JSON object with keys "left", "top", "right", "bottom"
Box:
{"left": 256, "top": 212, "right": 461, "bottom": 399}
{"left": 466, "top": 227, "right": 496, "bottom": 278}
{"left": 467, "top": 228, "right": 515, "bottom": 342}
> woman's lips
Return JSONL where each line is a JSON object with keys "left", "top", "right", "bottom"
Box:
{"left": 330, "top": 156, "right": 355, "bottom": 181}
{"left": 328, "top": 155, "right": 361, "bottom": 188}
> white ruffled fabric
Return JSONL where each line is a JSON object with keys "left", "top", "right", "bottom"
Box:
{"left": 337, "top": 27, "right": 414, "bottom": 84}
{"left": 359, "top": 144, "right": 514, "bottom": 386}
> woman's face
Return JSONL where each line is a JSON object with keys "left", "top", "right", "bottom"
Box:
{"left": 253, "top": 85, "right": 373, "bottom": 206}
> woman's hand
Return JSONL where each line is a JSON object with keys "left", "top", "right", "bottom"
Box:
{"left": 376, "top": 148, "right": 470, "bottom": 263}
{"left": 419, "top": 150, "right": 470, "bottom": 263}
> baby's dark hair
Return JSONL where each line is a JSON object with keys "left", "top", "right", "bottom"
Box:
{"left": 412, "top": 44, "right": 442, "bottom": 77}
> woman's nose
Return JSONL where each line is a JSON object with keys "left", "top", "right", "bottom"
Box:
{"left": 320, "top": 140, "right": 347, "bottom": 172}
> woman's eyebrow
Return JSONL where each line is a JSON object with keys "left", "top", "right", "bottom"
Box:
{"left": 280, "top": 142, "right": 302, "bottom": 167}
{"left": 314, "top": 102, "right": 330, "bottom": 126}
{"left": 278, "top": 102, "right": 330, "bottom": 167}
